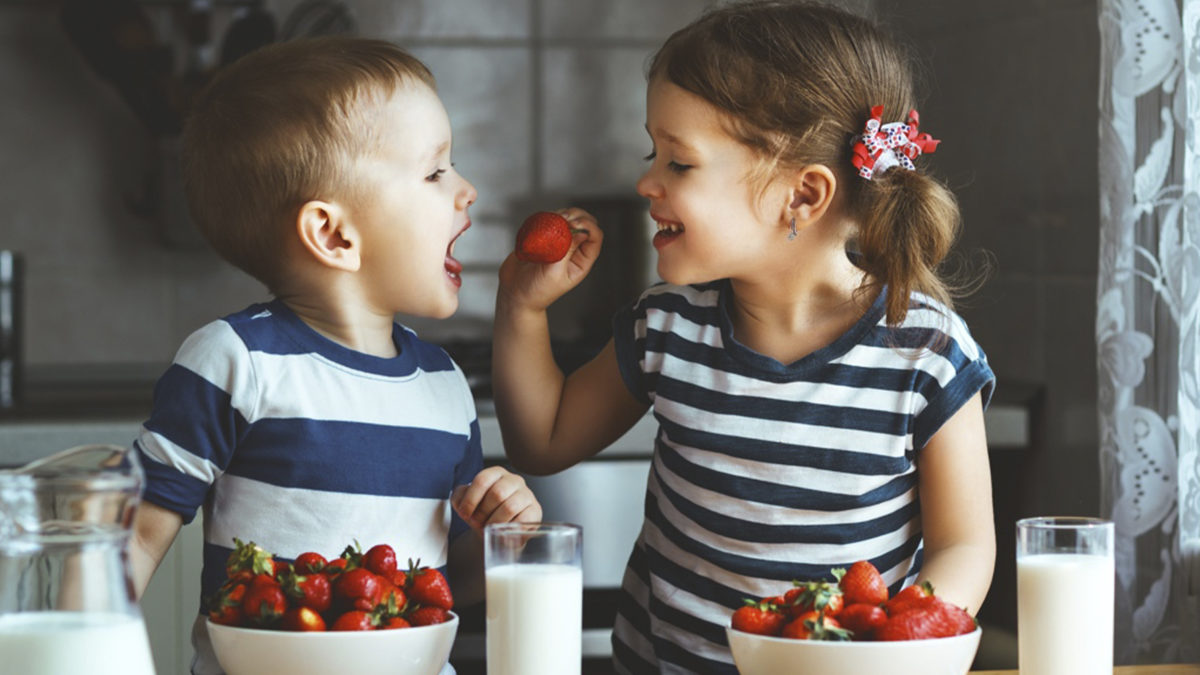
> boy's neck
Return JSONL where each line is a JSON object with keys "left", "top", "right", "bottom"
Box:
{"left": 277, "top": 295, "right": 399, "bottom": 358}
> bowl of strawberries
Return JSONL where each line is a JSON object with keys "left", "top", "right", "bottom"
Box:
{"left": 205, "top": 539, "right": 458, "bottom": 675}
{"left": 725, "top": 560, "right": 981, "bottom": 675}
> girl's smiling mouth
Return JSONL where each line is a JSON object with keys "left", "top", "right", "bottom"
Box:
{"left": 652, "top": 215, "right": 684, "bottom": 248}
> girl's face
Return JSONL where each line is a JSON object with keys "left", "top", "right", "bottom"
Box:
{"left": 348, "top": 82, "right": 477, "bottom": 319}
{"left": 637, "top": 78, "right": 788, "bottom": 286}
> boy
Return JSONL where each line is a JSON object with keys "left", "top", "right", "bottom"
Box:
{"left": 128, "top": 37, "right": 540, "bottom": 675}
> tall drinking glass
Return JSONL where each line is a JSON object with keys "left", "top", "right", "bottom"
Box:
{"left": 485, "top": 522, "right": 582, "bottom": 675}
{"left": 1016, "top": 517, "right": 1114, "bottom": 675}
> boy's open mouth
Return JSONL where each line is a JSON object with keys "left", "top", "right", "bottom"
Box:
{"left": 445, "top": 219, "right": 470, "bottom": 285}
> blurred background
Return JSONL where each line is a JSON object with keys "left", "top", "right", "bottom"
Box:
{"left": 0, "top": 0, "right": 1109, "bottom": 671}
{"left": 0, "top": 0, "right": 1096, "bottom": 509}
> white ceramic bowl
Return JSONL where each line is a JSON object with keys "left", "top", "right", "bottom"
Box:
{"left": 726, "top": 625, "right": 981, "bottom": 675}
{"left": 207, "top": 613, "right": 458, "bottom": 675}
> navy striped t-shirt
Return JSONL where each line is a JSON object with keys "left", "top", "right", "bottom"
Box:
{"left": 134, "top": 299, "right": 482, "bottom": 674}
{"left": 609, "top": 281, "right": 994, "bottom": 674}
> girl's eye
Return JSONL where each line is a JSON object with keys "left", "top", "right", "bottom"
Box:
{"left": 425, "top": 168, "right": 447, "bottom": 182}
{"left": 643, "top": 150, "right": 692, "bottom": 173}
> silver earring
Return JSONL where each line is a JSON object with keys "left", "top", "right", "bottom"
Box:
{"left": 787, "top": 217, "right": 797, "bottom": 241}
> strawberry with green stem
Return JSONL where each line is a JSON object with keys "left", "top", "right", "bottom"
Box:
{"left": 406, "top": 559, "right": 454, "bottom": 610}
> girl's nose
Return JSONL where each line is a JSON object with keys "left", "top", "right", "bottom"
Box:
{"left": 635, "top": 168, "right": 660, "bottom": 200}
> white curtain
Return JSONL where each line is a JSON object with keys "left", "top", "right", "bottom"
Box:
{"left": 1098, "top": 0, "right": 1200, "bottom": 663}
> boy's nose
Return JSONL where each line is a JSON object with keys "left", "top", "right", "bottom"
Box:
{"left": 459, "top": 177, "right": 477, "bottom": 209}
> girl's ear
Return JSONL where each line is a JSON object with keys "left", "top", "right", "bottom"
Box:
{"left": 788, "top": 164, "right": 837, "bottom": 227}
{"left": 295, "top": 200, "right": 361, "bottom": 272}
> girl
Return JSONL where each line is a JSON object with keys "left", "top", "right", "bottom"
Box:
{"left": 492, "top": 1, "right": 996, "bottom": 672}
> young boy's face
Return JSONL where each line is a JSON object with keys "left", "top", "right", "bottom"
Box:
{"left": 348, "top": 82, "right": 477, "bottom": 319}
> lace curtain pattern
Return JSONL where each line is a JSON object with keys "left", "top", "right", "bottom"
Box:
{"left": 1098, "top": 0, "right": 1200, "bottom": 663}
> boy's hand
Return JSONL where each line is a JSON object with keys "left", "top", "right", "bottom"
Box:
{"left": 498, "top": 208, "right": 603, "bottom": 312}
{"left": 450, "top": 466, "right": 543, "bottom": 534}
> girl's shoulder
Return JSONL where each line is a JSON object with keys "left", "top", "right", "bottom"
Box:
{"left": 888, "top": 292, "right": 985, "bottom": 361}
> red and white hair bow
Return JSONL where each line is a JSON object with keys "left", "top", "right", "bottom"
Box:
{"left": 850, "top": 106, "right": 941, "bottom": 180}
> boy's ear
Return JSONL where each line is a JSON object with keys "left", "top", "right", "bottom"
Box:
{"left": 295, "top": 200, "right": 360, "bottom": 271}
{"left": 787, "top": 164, "right": 837, "bottom": 228}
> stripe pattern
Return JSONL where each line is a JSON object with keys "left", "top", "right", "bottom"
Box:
{"left": 610, "top": 281, "right": 994, "bottom": 673}
{"left": 133, "top": 300, "right": 481, "bottom": 675}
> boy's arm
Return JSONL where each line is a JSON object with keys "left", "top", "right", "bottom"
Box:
{"left": 129, "top": 500, "right": 183, "bottom": 599}
{"left": 914, "top": 392, "right": 995, "bottom": 615}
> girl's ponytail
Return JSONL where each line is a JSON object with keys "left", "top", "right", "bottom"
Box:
{"left": 853, "top": 167, "right": 961, "bottom": 326}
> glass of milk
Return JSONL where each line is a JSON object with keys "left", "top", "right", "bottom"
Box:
{"left": 1016, "top": 516, "right": 1114, "bottom": 675}
{"left": 484, "top": 522, "right": 582, "bottom": 675}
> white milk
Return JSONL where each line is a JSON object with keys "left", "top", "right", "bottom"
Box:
{"left": 1017, "top": 553, "right": 1114, "bottom": 675}
{"left": 0, "top": 611, "right": 156, "bottom": 675}
{"left": 486, "top": 562, "right": 583, "bottom": 675}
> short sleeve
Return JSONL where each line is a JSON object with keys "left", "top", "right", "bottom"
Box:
{"left": 135, "top": 321, "right": 257, "bottom": 524}
{"left": 910, "top": 318, "right": 996, "bottom": 450}
{"left": 612, "top": 291, "right": 655, "bottom": 406}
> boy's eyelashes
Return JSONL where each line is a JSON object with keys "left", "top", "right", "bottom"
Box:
{"left": 643, "top": 150, "right": 693, "bottom": 174}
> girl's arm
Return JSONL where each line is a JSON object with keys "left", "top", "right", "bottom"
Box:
{"left": 914, "top": 391, "right": 996, "bottom": 615}
{"left": 492, "top": 209, "right": 649, "bottom": 476}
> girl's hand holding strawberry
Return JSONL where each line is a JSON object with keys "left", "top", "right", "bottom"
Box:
{"left": 498, "top": 208, "right": 602, "bottom": 313}
{"left": 450, "top": 465, "right": 543, "bottom": 534}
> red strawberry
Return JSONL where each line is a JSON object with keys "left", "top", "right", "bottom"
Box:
{"left": 207, "top": 582, "right": 247, "bottom": 626}
{"left": 885, "top": 581, "right": 936, "bottom": 617}
{"left": 836, "top": 561, "right": 889, "bottom": 606}
{"left": 409, "top": 606, "right": 451, "bottom": 626}
{"left": 382, "top": 616, "right": 412, "bottom": 629}
{"left": 281, "top": 606, "right": 327, "bottom": 632}
{"left": 876, "top": 597, "right": 975, "bottom": 641}
{"left": 284, "top": 572, "right": 332, "bottom": 613}
{"left": 515, "top": 211, "right": 583, "bottom": 263}
{"left": 325, "top": 557, "right": 349, "bottom": 576}
{"left": 335, "top": 567, "right": 384, "bottom": 612}
{"left": 241, "top": 579, "right": 287, "bottom": 625}
{"left": 407, "top": 560, "right": 454, "bottom": 610}
{"left": 838, "top": 603, "right": 889, "bottom": 639}
{"left": 780, "top": 610, "right": 852, "bottom": 641}
{"left": 363, "top": 544, "right": 398, "bottom": 578}
{"left": 331, "top": 610, "right": 377, "bottom": 631}
{"left": 730, "top": 599, "right": 786, "bottom": 636}
{"left": 293, "top": 551, "right": 328, "bottom": 575}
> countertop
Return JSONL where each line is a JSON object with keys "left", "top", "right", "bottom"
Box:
{"left": 355, "top": 662, "right": 1200, "bottom": 675}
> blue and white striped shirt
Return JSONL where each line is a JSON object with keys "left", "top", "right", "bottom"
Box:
{"left": 610, "top": 281, "right": 994, "bottom": 674}
{"left": 134, "top": 299, "right": 481, "bottom": 674}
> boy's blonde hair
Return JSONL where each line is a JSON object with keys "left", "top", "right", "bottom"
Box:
{"left": 649, "top": 0, "right": 961, "bottom": 326}
{"left": 181, "top": 37, "right": 435, "bottom": 290}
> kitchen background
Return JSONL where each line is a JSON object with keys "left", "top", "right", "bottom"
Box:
{"left": 0, "top": 0, "right": 1103, "bottom": 670}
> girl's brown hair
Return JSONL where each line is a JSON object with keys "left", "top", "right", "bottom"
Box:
{"left": 648, "top": 0, "right": 961, "bottom": 326}
{"left": 181, "top": 37, "right": 435, "bottom": 290}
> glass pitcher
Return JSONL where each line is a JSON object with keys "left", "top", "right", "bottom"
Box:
{"left": 0, "top": 444, "right": 156, "bottom": 675}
